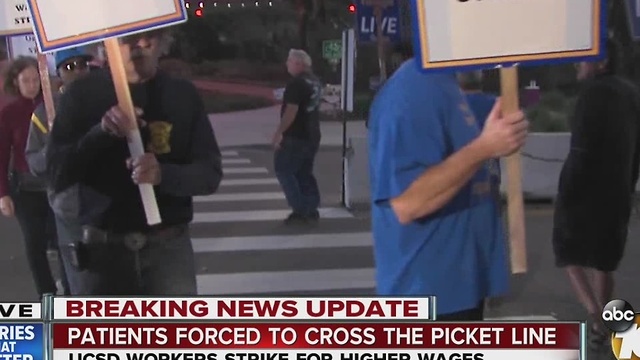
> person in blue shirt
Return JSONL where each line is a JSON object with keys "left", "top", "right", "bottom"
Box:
{"left": 368, "top": 60, "right": 528, "bottom": 319}
{"left": 458, "top": 71, "right": 502, "bottom": 203}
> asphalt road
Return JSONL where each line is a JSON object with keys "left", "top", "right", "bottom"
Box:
{"left": 1, "top": 145, "right": 639, "bottom": 331}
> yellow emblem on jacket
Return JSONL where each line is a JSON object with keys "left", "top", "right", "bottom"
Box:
{"left": 147, "top": 121, "right": 172, "bottom": 155}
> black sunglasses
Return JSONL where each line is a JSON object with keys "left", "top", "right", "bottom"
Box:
{"left": 61, "top": 60, "right": 89, "bottom": 72}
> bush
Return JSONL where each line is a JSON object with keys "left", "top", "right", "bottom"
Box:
{"left": 160, "top": 58, "right": 289, "bottom": 85}
{"left": 190, "top": 59, "right": 289, "bottom": 84}
{"left": 350, "top": 92, "right": 373, "bottom": 120}
{"left": 159, "top": 58, "right": 193, "bottom": 78}
{"left": 198, "top": 90, "right": 273, "bottom": 114}
{"left": 190, "top": 60, "right": 221, "bottom": 77}
{"left": 527, "top": 106, "right": 569, "bottom": 132}
{"left": 526, "top": 91, "right": 575, "bottom": 132}
{"left": 538, "top": 90, "right": 569, "bottom": 112}
{"left": 319, "top": 92, "right": 373, "bottom": 121}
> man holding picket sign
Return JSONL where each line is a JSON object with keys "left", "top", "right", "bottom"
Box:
{"left": 44, "top": 29, "right": 223, "bottom": 295}
{"left": 18, "top": 0, "right": 223, "bottom": 295}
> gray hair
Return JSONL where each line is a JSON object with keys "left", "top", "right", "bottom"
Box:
{"left": 288, "top": 49, "right": 312, "bottom": 68}
{"left": 457, "top": 70, "right": 483, "bottom": 91}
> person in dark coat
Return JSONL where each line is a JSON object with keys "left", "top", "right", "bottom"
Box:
{"left": 552, "top": 39, "right": 640, "bottom": 348}
{"left": 45, "top": 29, "right": 223, "bottom": 295}
{"left": 24, "top": 46, "right": 95, "bottom": 296}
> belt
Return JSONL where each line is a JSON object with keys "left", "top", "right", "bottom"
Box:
{"left": 82, "top": 224, "right": 187, "bottom": 251}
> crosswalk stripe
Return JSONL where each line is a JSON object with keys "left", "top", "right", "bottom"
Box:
{"left": 195, "top": 148, "right": 370, "bottom": 296}
{"left": 193, "top": 207, "right": 353, "bottom": 223}
{"left": 219, "top": 178, "right": 279, "bottom": 186}
{"left": 192, "top": 232, "right": 372, "bottom": 252}
{"left": 222, "top": 158, "right": 251, "bottom": 165}
{"left": 224, "top": 167, "right": 269, "bottom": 174}
{"left": 197, "top": 268, "right": 375, "bottom": 295}
{"left": 194, "top": 192, "right": 285, "bottom": 202}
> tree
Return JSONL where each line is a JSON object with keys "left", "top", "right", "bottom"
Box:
{"left": 290, "top": 0, "right": 319, "bottom": 50}
{"left": 608, "top": 0, "right": 640, "bottom": 84}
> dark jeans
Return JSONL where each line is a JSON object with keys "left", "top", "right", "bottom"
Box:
{"left": 55, "top": 217, "right": 198, "bottom": 295}
{"left": 274, "top": 136, "right": 320, "bottom": 215}
{"left": 12, "top": 188, "right": 69, "bottom": 297}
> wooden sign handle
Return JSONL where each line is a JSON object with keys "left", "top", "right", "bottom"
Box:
{"left": 103, "top": 38, "right": 162, "bottom": 226}
{"left": 36, "top": 53, "right": 56, "bottom": 127}
{"left": 499, "top": 66, "right": 527, "bottom": 274}
{"left": 373, "top": 6, "right": 387, "bottom": 82}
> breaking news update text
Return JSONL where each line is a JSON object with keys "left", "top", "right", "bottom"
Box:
{"left": 0, "top": 297, "right": 587, "bottom": 360}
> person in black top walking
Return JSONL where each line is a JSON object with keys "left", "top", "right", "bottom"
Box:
{"left": 45, "top": 29, "right": 223, "bottom": 295}
{"left": 272, "top": 49, "right": 323, "bottom": 225}
{"left": 552, "top": 39, "right": 640, "bottom": 348}
{"left": 25, "top": 46, "right": 94, "bottom": 296}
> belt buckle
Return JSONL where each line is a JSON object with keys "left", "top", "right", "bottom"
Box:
{"left": 82, "top": 225, "right": 108, "bottom": 245}
{"left": 124, "top": 233, "right": 147, "bottom": 251}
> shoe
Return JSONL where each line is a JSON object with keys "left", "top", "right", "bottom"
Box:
{"left": 306, "top": 210, "right": 320, "bottom": 222}
{"left": 587, "top": 313, "right": 609, "bottom": 353}
{"left": 284, "top": 212, "right": 308, "bottom": 225}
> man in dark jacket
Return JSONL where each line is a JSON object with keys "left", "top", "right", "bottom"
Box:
{"left": 552, "top": 39, "right": 640, "bottom": 348}
{"left": 45, "top": 29, "right": 223, "bottom": 295}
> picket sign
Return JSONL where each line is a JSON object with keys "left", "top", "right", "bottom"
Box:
{"left": 1, "top": 1, "right": 56, "bottom": 127}
{"left": 23, "top": 0, "right": 188, "bottom": 226}
{"left": 361, "top": 0, "right": 395, "bottom": 82}
{"left": 36, "top": 52, "right": 55, "bottom": 126}
{"left": 0, "top": 0, "right": 32, "bottom": 35}
{"left": 410, "top": 0, "right": 607, "bottom": 273}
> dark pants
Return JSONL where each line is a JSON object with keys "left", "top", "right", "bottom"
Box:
{"left": 55, "top": 217, "right": 197, "bottom": 295}
{"left": 12, "top": 188, "right": 69, "bottom": 297}
{"left": 436, "top": 300, "right": 485, "bottom": 321}
{"left": 274, "top": 136, "right": 320, "bottom": 215}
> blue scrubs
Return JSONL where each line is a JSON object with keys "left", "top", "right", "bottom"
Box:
{"left": 368, "top": 60, "right": 509, "bottom": 316}
{"left": 465, "top": 92, "right": 496, "bottom": 129}
{"left": 465, "top": 92, "right": 501, "bottom": 186}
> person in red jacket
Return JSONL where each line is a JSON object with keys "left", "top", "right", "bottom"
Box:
{"left": 0, "top": 56, "right": 58, "bottom": 298}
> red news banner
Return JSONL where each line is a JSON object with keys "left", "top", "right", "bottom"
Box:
{"left": 50, "top": 298, "right": 583, "bottom": 360}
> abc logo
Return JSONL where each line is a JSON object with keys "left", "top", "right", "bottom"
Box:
{"left": 603, "top": 300, "right": 636, "bottom": 332}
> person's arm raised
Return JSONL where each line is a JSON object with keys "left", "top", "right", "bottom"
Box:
{"left": 391, "top": 99, "right": 528, "bottom": 224}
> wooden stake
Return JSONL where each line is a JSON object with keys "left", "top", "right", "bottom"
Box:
{"left": 499, "top": 66, "right": 527, "bottom": 274}
{"left": 103, "top": 38, "right": 162, "bottom": 226}
{"left": 373, "top": 5, "right": 387, "bottom": 82}
{"left": 36, "top": 53, "right": 56, "bottom": 127}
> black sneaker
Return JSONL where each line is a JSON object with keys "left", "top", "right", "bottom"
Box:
{"left": 284, "top": 212, "right": 307, "bottom": 225}
{"left": 306, "top": 210, "right": 320, "bottom": 222}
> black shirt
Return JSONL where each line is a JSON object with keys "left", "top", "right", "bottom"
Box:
{"left": 557, "top": 74, "right": 640, "bottom": 224}
{"left": 281, "top": 72, "right": 322, "bottom": 141}
{"left": 46, "top": 69, "right": 223, "bottom": 234}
